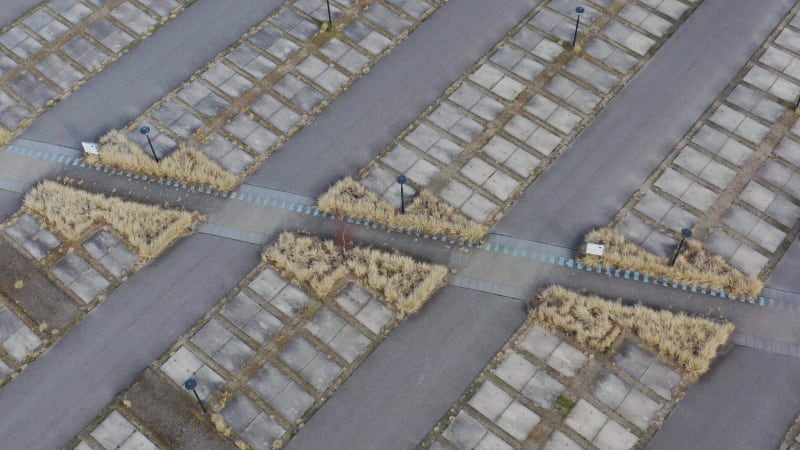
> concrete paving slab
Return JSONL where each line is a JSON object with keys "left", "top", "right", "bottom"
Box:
{"left": 543, "top": 430, "right": 581, "bottom": 450}
{"left": 494, "top": 352, "right": 537, "bottom": 391}
{"left": 71, "top": 269, "right": 110, "bottom": 303}
{"left": 222, "top": 393, "right": 260, "bottom": 432}
{"left": 469, "top": 381, "right": 514, "bottom": 421}
{"left": 3, "top": 325, "right": 41, "bottom": 362}
{"left": 90, "top": 411, "right": 136, "bottom": 449}
{"left": 593, "top": 419, "right": 638, "bottom": 450}
{"left": 242, "top": 413, "right": 286, "bottom": 450}
{"left": 249, "top": 363, "right": 314, "bottom": 422}
{"left": 496, "top": 400, "right": 540, "bottom": 441}
{"left": 639, "top": 359, "right": 680, "bottom": 400}
{"left": 729, "top": 242, "right": 769, "bottom": 276}
{"left": 591, "top": 370, "right": 632, "bottom": 410}
{"left": 521, "top": 370, "right": 564, "bottom": 409}
{"left": 614, "top": 342, "right": 654, "bottom": 379}
{"left": 564, "top": 399, "right": 607, "bottom": 441}
{"left": 546, "top": 341, "right": 588, "bottom": 378}
{"left": 519, "top": 324, "right": 560, "bottom": 360}
{"left": 616, "top": 388, "right": 660, "bottom": 429}
{"left": 443, "top": 411, "right": 488, "bottom": 449}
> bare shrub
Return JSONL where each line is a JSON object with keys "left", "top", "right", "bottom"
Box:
{"left": 23, "top": 180, "right": 200, "bottom": 260}
{"left": 580, "top": 228, "right": 763, "bottom": 298}
{"left": 318, "top": 178, "right": 488, "bottom": 241}
{"left": 87, "top": 130, "right": 240, "bottom": 191}
{"left": 535, "top": 286, "right": 734, "bottom": 379}
{"left": 263, "top": 232, "right": 447, "bottom": 316}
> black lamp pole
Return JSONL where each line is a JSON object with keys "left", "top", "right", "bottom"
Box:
{"left": 326, "top": 0, "right": 332, "bottom": 28}
{"left": 573, "top": 7, "right": 585, "bottom": 48}
{"left": 139, "top": 125, "right": 159, "bottom": 163}
{"left": 670, "top": 228, "right": 693, "bottom": 267}
{"left": 183, "top": 378, "right": 207, "bottom": 413}
{"left": 397, "top": 175, "right": 407, "bottom": 214}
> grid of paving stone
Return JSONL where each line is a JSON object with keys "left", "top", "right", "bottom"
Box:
{"left": 72, "top": 409, "right": 159, "bottom": 450}
{"left": 1, "top": 213, "right": 137, "bottom": 307}
{"left": 354, "top": 0, "right": 697, "bottom": 225}
{"left": 144, "top": 265, "right": 399, "bottom": 449}
{"left": 118, "top": 0, "right": 441, "bottom": 176}
{"left": 0, "top": 0, "right": 193, "bottom": 132}
{"left": 613, "top": 7, "right": 800, "bottom": 278}
{"left": 0, "top": 301, "right": 43, "bottom": 385}
{"left": 423, "top": 322, "right": 684, "bottom": 450}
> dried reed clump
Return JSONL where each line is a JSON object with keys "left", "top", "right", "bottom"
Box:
{"left": 88, "top": 130, "right": 240, "bottom": 191}
{"left": 535, "top": 286, "right": 734, "bottom": 379}
{"left": 347, "top": 247, "right": 449, "bottom": 317}
{"left": 580, "top": 228, "right": 763, "bottom": 299}
{"left": 263, "top": 232, "right": 447, "bottom": 317}
{"left": 318, "top": 178, "right": 488, "bottom": 241}
{"left": 23, "top": 180, "right": 199, "bottom": 259}
{"left": 264, "top": 233, "right": 349, "bottom": 298}
{"left": 0, "top": 127, "right": 12, "bottom": 147}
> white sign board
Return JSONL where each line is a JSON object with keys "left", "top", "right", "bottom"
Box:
{"left": 586, "top": 243, "right": 605, "bottom": 256}
{"left": 81, "top": 141, "right": 99, "bottom": 155}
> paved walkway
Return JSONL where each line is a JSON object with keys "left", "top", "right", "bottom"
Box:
{"left": 20, "top": 0, "right": 286, "bottom": 148}
{"left": 495, "top": 0, "right": 796, "bottom": 249}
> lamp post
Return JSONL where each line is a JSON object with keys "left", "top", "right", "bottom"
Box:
{"left": 183, "top": 378, "right": 207, "bottom": 413}
{"left": 572, "top": 6, "right": 585, "bottom": 48}
{"left": 669, "top": 228, "right": 693, "bottom": 267}
{"left": 326, "top": 0, "right": 332, "bottom": 29}
{"left": 138, "top": 125, "right": 160, "bottom": 163}
{"left": 397, "top": 175, "right": 407, "bottom": 214}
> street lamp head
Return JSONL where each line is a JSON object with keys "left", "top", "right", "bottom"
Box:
{"left": 183, "top": 378, "right": 197, "bottom": 390}
{"left": 397, "top": 175, "right": 407, "bottom": 185}
{"left": 139, "top": 125, "right": 151, "bottom": 135}
{"left": 681, "top": 228, "right": 692, "bottom": 238}
{"left": 576, "top": 6, "right": 585, "bottom": 14}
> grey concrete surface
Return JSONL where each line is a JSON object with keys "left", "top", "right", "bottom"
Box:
{"left": 495, "top": 0, "right": 795, "bottom": 249}
{"left": 20, "top": 0, "right": 285, "bottom": 148}
{"left": 248, "top": 0, "right": 542, "bottom": 196}
{"left": 285, "top": 287, "right": 527, "bottom": 450}
{"left": 0, "top": 234, "right": 260, "bottom": 449}
{"left": 0, "top": 189, "right": 22, "bottom": 224}
{"left": 0, "top": 0, "right": 43, "bottom": 29}
{"left": 647, "top": 345, "right": 800, "bottom": 450}
{"left": 767, "top": 234, "right": 800, "bottom": 292}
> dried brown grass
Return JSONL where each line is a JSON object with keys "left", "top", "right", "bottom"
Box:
{"left": 317, "top": 178, "right": 488, "bottom": 241}
{"left": 87, "top": 130, "right": 240, "bottom": 191}
{"left": 24, "top": 180, "right": 200, "bottom": 259}
{"left": 0, "top": 127, "right": 11, "bottom": 148}
{"left": 580, "top": 228, "right": 763, "bottom": 298}
{"left": 535, "top": 286, "right": 734, "bottom": 379}
{"left": 263, "top": 232, "right": 447, "bottom": 317}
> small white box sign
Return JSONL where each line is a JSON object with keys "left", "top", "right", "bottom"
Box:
{"left": 81, "top": 141, "right": 99, "bottom": 155}
{"left": 586, "top": 243, "right": 605, "bottom": 256}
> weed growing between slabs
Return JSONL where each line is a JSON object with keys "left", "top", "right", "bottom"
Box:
{"left": 318, "top": 177, "right": 488, "bottom": 242}
{"left": 580, "top": 228, "right": 763, "bottom": 299}
{"left": 265, "top": 231, "right": 448, "bottom": 317}
{"left": 88, "top": 130, "right": 240, "bottom": 191}
{"left": 24, "top": 180, "right": 201, "bottom": 260}
{"left": 534, "top": 286, "right": 734, "bottom": 379}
